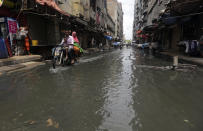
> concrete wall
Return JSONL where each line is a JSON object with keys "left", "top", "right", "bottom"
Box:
{"left": 106, "top": 14, "right": 115, "bottom": 36}
{"left": 82, "top": 0, "right": 90, "bottom": 21}
{"left": 117, "top": 2, "right": 123, "bottom": 39}
{"left": 59, "top": 0, "right": 90, "bottom": 21}
{"left": 107, "top": 0, "right": 118, "bottom": 38}
{"left": 107, "top": 0, "right": 117, "bottom": 22}
{"left": 147, "top": 0, "right": 166, "bottom": 25}
{"left": 58, "top": 0, "right": 72, "bottom": 15}
{"left": 107, "top": 0, "right": 123, "bottom": 40}
{"left": 133, "top": 0, "right": 167, "bottom": 29}
{"left": 96, "top": 0, "right": 108, "bottom": 28}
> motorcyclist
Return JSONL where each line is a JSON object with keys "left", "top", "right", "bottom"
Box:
{"left": 60, "top": 30, "right": 75, "bottom": 64}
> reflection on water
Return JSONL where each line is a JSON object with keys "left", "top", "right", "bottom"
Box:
{"left": 99, "top": 48, "right": 136, "bottom": 131}
{"left": 0, "top": 48, "right": 203, "bottom": 131}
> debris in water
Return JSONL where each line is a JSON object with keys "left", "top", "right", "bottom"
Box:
{"left": 24, "top": 120, "right": 37, "bottom": 125}
{"left": 184, "top": 119, "right": 189, "bottom": 123}
{"left": 19, "top": 113, "right": 23, "bottom": 117}
{"left": 54, "top": 122, "right": 59, "bottom": 128}
{"left": 184, "top": 119, "right": 194, "bottom": 127}
{"left": 135, "top": 63, "right": 197, "bottom": 72}
{"left": 29, "top": 120, "right": 36, "bottom": 125}
{"left": 46, "top": 118, "right": 54, "bottom": 127}
{"left": 46, "top": 118, "right": 59, "bottom": 128}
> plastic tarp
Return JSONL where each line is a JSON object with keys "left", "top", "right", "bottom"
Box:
{"left": 143, "top": 43, "right": 149, "bottom": 47}
{"left": 113, "top": 42, "right": 120, "bottom": 45}
{"left": 0, "top": 38, "right": 8, "bottom": 58}
{"left": 104, "top": 35, "right": 112, "bottom": 40}
{"left": 143, "top": 24, "right": 158, "bottom": 32}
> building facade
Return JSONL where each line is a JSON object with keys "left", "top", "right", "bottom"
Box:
{"left": 107, "top": 0, "right": 123, "bottom": 41}
{"left": 133, "top": 0, "right": 203, "bottom": 56}
{"left": 0, "top": 0, "right": 120, "bottom": 58}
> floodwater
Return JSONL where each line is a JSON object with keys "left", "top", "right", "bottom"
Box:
{"left": 0, "top": 47, "right": 203, "bottom": 131}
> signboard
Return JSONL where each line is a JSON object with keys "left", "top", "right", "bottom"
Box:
{"left": 7, "top": 18, "right": 18, "bottom": 34}
{"left": 0, "top": 0, "right": 3, "bottom": 7}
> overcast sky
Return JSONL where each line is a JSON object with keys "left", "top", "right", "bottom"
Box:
{"left": 118, "top": 0, "right": 135, "bottom": 40}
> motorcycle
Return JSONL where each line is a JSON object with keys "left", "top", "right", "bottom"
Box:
{"left": 120, "top": 45, "right": 123, "bottom": 50}
{"left": 52, "top": 45, "right": 73, "bottom": 69}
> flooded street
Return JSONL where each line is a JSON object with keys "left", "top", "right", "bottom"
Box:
{"left": 0, "top": 47, "right": 203, "bottom": 131}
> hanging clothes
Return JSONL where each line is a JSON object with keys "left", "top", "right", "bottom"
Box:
{"left": 190, "top": 40, "right": 200, "bottom": 56}
{"left": 185, "top": 41, "right": 189, "bottom": 54}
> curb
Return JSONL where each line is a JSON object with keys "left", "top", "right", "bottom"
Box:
{"left": 0, "top": 55, "right": 42, "bottom": 67}
{"left": 157, "top": 52, "right": 203, "bottom": 67}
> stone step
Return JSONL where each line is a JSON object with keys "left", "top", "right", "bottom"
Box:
{"left": 0, "top": 55, "right": 42, "bottom": 67}
{"left": 0, "top": 61, "right": 45, "bottom": 75}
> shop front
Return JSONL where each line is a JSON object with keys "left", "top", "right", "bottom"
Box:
{"left": 0, "top": 17, "right": 19, "bottom": 58}
{"left": 159, "top": 0, "right": 203, "bottom": 56}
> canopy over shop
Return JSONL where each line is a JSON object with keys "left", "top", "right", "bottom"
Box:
{"left": 152, "top": 0, "right": 203, "bottom": 55}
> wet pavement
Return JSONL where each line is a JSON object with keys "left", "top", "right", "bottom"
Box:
{"left": 0, "top": 47, "right": 203, "bottom": 131}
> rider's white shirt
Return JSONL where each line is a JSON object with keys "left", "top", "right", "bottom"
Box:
{"left": 60, "top": 35, "right": 74, "bottom": 49}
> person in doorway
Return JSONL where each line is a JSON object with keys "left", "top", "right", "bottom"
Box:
{"left": 20, "top": 27, "right": 31, "bottom": 55}
{"left": 25, "top": 36, "right": 30, "bottom": 55}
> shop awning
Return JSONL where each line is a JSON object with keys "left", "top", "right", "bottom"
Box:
{"left": 35, "top": 0, "right": 69, "bottom": 16}
{"left": 104, "top": 35, "right": 113, "bottom": 40}
{"left": 162, "top": 17, "right": 177, "bottom": 25}
{"left": 143, "top": 24, "right": 158, "bottom": 32}
{"left": 166, "top": 0, "right": 203, "bottom": 15}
